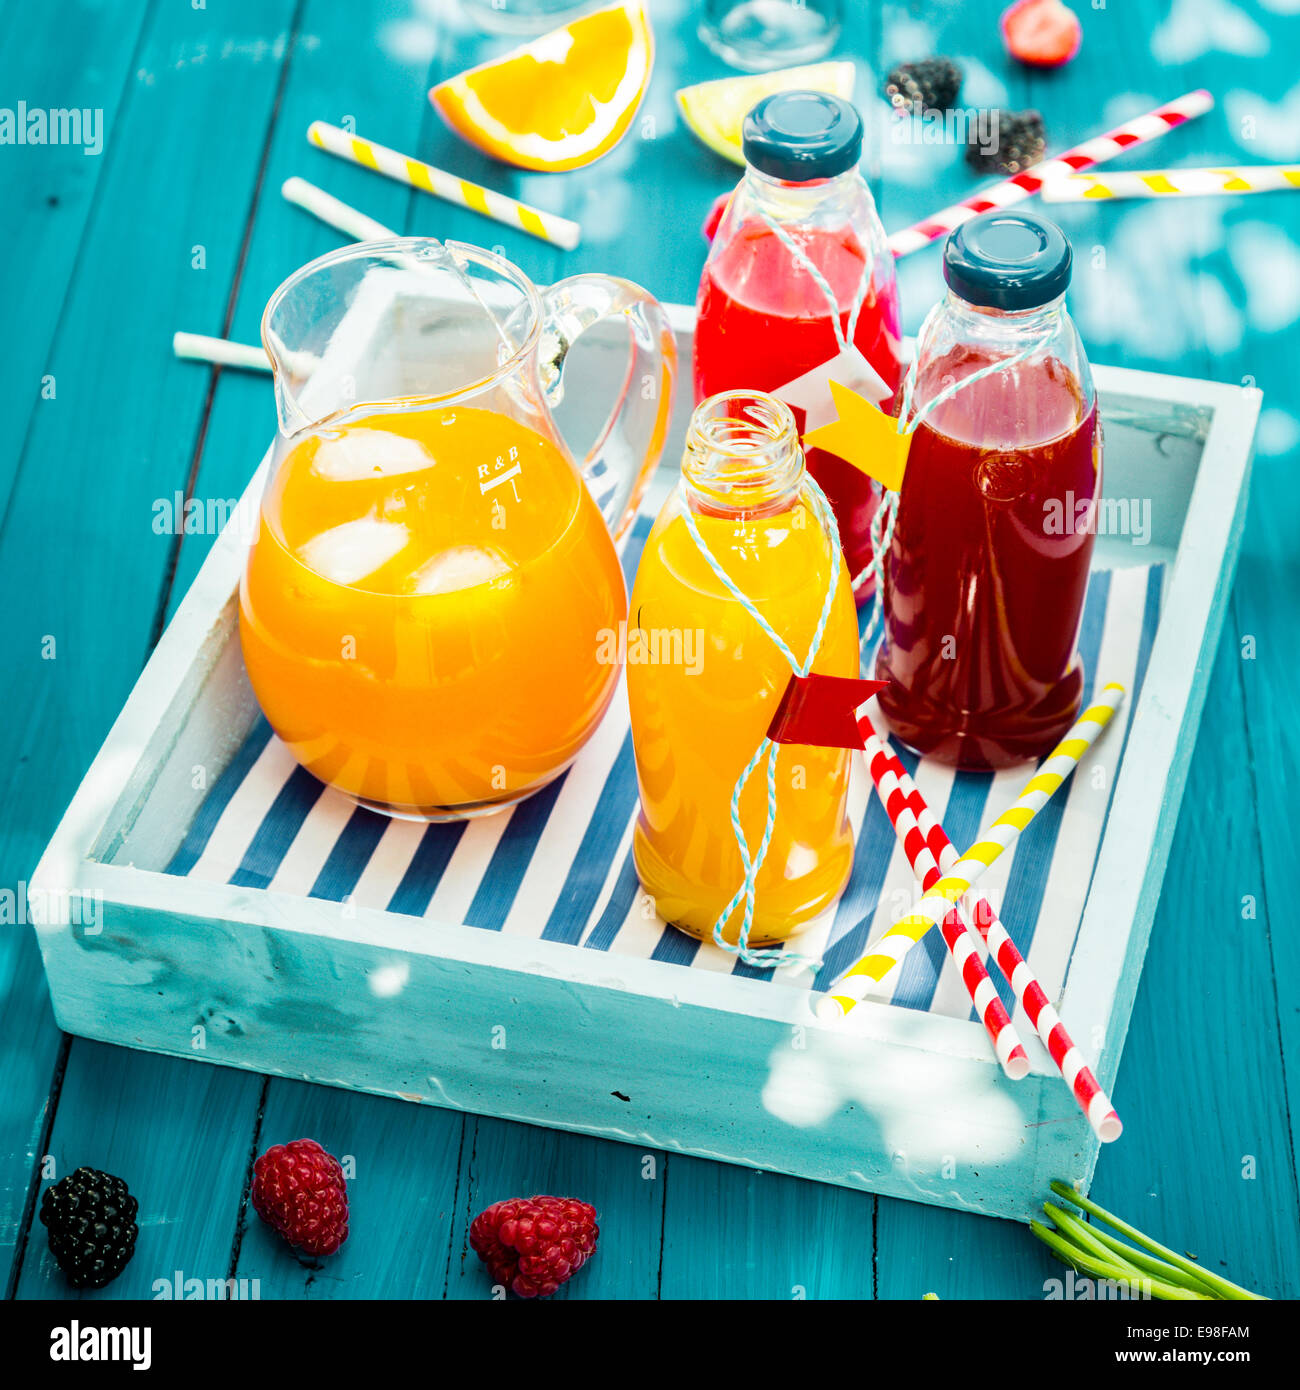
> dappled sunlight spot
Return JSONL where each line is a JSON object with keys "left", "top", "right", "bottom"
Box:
{"left": 1257, "top": 407, "right": 1300, "bottom": 457}
{"left": 420, "top": 0, "right": 474, "bottom": 34}
{"left": 759, "top": 1011, "right": 1027, "bottom": 1172}
{"left": 377, "top": 19, "right": 440, "bottom": 67}
{"left": 896, "top": 254, "right": 945, "bottom": 338}
{"left": 1192, "top": 271, "right": 1246, "bottom": 354}
{"left": 876, "top": 102, "right": 965, "bottom": 189}
{"left": 880, "top": 11, "right": 936, "bottom": 68}
{"left": 1225, "top": 84, "right": 1300, "bottom": 160}
{"left": 953, "top": 57, "right": 1011, "bottom": 110}
{"left": 1228, "top": 221, "right": 1300, "bottom": 334}
{"left": 1099, "top": 92, "right": 1160, "bottom": 129}
{"left": 367, "top": 961, "right": 410, "bottom": 997}
{"left": 1152, "top": 0, "right": 1268, "bottom": 63}
{"left": 377, "top": 0, "right": 476, "bottom": 66}
{"left": 761, "top": 1045, "right": 841, "bottom": 1127}
{"left": 1070, "top": 203, "right": 1235, "bottom": 360}
{"left": 567, "top": 176, "right": 634, "bottom": 243}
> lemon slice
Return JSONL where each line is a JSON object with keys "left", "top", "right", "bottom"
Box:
{"left": 676, "top": 61, "right": 856, "bottom": 166}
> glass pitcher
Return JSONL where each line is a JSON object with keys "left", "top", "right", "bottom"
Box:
{"left": 240, "top": 238, "right": 676, "bottom": 821}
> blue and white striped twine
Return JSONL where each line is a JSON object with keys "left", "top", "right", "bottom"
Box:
{"left": 679, "top": 474, "right": 843, "bottom": 969}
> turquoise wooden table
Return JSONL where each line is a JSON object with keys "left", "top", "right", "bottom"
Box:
{"left": 1, "top": 0, "right": 1297, "bottom": 1300}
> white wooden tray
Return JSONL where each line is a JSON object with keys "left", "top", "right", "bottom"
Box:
{"left": 30, "top": 306, "right": 1258, "bottom": 1220}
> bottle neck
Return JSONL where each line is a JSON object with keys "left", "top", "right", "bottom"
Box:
{"left": 941, "top": 290, "right": 1067, "bottom": 344}
{"left": 743, "top": 164, "right": 865, "bottom": 222}
{"left": 682, "top": 391, "right": 804, "bottom": 517}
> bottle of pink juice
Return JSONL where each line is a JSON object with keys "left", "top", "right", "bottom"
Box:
{"left": 693, "top": 91, "right": 903, "bottom": 602}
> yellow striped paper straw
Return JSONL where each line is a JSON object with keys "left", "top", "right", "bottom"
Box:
{"left": 307, "top": 122, "right": 581, "bottom": 250}
{"left": 820, "top": 682, "right": 1126, "bottom": 1017}
{"left": 1041, "top": 165, "right": 1300, "bottom": 203}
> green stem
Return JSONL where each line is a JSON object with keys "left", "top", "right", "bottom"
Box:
{"left": 1041, "top": 1205, "right": 1212, "bottom": 1299}
{"left": 1084, "top": 1224, "right": 1223, "bottom": 1300}
{"left": 1044, "top": 1201, "right": 1220, "bottom": 1297}
{"left": 1030, "top": 1221, "right": 1208, "bottom": 1301}
{"left": 1042, "top": 1204, "right": 1144, "bottom": 1277}
{"left": 1049, "top": 1181, "right": 1266, "bottom": 1301}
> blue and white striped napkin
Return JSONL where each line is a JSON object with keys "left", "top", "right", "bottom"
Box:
{"left": 168, "top": 515, "right": 1163, "bottom": 1024}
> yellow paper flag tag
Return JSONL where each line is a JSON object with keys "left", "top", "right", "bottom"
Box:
{"left": 802, "top": 379, "right": 911, "bottom": 493}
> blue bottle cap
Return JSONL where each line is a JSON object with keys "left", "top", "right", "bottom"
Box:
{"left": 742, "top": 90, "right": 863, "bottom": 182}
{"left": 942, "top": 211, "right": 1073, "bottom": 311}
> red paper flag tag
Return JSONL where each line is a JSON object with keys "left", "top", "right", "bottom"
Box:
{"left": 767, "top": 674, "right": 890, "bottom": 750}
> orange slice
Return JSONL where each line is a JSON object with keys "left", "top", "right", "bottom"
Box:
{"left": 430, "top": 2, "right": 654, "bottom": 173}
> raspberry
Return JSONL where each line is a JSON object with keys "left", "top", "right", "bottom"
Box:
{"left": 966, "top": 109, "right": 1047, "bottom": 176}
{"left": 883, "top": 57, "right": 964, "bottom": 115}
{"left": 1001, "top": 0, "right": 1082, "bottom": 68}
{"left": 470, "top": 1195, "right": 598, "bottom": 1298}
{"left": 251, "top": 1139, "right": 349, "bottom": 1256}
{"left": 39, "top": 1167, "right": 139, "bottom": 1289}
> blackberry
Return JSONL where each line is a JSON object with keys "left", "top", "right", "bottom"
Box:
{"left": 966, "top": 109, "right": 1047, "bottom": 175}
{"left": 39, "top": 1166, "right": 139, "bottom": 1289}
{"left": 884, "top": 57, "right": 964, "bottom": 115}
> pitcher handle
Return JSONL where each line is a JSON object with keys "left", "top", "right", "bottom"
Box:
{"left": 538, "top": 275, "right": 677, "bottom": 541}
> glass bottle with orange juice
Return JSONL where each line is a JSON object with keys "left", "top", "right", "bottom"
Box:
{"left": 627, "top": 391, "right": 860, "bottom": 948}
{"left": 241, "top": 239, "right": 675, "bottom": 820}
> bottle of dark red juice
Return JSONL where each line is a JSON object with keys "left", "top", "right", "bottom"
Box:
{"left": 694, "top": 91, "right": 903, "bottom": 603}
{"left": 875, "top": 211, "right": 1101, "bottom": 769}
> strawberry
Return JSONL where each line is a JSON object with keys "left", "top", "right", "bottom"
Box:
{"left": 1001, "top": 0, "right": 1083, "bottom": 68}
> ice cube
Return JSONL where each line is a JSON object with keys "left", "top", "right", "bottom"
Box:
{"left": 312, "top": 429, "right": 433, "bottom": 481}
{"left": 299, "top": 518, "right": 410, "bottom": 585}
{"left": 405, "top": 546, "right": 511, "bottom": 595}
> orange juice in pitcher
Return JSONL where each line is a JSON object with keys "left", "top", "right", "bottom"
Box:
{"left": 241, "top": 239, "right": 675, "bottom": 820}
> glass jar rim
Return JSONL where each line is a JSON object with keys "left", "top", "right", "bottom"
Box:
{"left": 261, "top": 237, "right": 544, "bottom": 416}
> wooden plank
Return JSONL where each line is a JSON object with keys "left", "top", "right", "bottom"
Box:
{"left": 445, "top": 1117, "right": 664, "bottom": 1300}
{"left": 875, "top": 1201, "right": 1058, "bottom": 1300}
{"left": 1091, "top": 631, "right": 1299, "bottom": 1300}
{"left": 232, "top": 1080, "right": 464, "bottom": 1299}
{"left": 1235, "top": 452, "right": 1300, "bottom": 1192}
{"left": 0, "top": 0, "right": 151, "bottom": 1294}
{"left": 1201, "top": 34, "right": 1300, "bottom": 1253}
{"left": 0, "top": 0, "right": 151, "bottom": 514}
{"left": 0, "top": 934, "right": 62, "bottom": 1293}
{"left": 0, "top": 0, "right": 298, "bottom": 1294}
{"left": 12, "top": 1042, "right": 261, "bottom": 1299}
{"left": 659, "top": 1157, "right": 874, "bottom": 1299}
{"left": 1053, "top": 0, "right": 1300, "bottom": 1305}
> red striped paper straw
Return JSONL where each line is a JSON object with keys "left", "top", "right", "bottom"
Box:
{"left": 888, "top": 89, "right": 1213, "bottom": 258}
{"left": 861, "top": 719, "right": 1122, "bottom": 1143}
{"left": 852, "top": 734, "right": 1031, "bottom": 1081}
